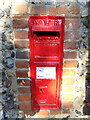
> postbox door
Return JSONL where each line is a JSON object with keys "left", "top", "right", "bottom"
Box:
{"left": 29, "top": 16, "right": 65, "bottom": 110}
{"left": 31, "top": 65, "right": 61, "bottom": 110}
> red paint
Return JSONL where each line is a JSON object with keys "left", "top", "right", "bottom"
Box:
{"left": 29, "top": 16, "right": 65, "bottom": 110}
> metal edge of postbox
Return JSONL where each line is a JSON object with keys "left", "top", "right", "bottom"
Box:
{"left": 29, "top": 16, "right": 65, "bottom": 110}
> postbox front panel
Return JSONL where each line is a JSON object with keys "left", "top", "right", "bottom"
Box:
{"left": 29, "top": 16, "right": 65, "bottom": 110}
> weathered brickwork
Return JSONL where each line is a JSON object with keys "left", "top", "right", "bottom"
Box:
{"left": 1, "top": 0, "right": 89, "bottom": 119}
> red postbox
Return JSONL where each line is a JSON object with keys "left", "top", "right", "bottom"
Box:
{"left": 29, "top": 16, "right": 65, "bottom": 110}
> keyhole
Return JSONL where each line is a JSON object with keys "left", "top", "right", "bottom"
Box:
{"left": 40, "top": 89, "right": 42, "bottom": 92}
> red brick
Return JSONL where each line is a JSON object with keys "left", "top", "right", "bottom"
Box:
{"left": 57, "top": 6, "right": 67, "bottom": 14}
{"left": 62, "top": 78, "right": 75, "bottom": 85}
{"left": 18, "top": 95, "right": 31, "bottom": 101}
{"left": 69, "top": 3, "right": 80, "bottom": 15}
{"left": 15, "top": 4, "right": 28, "bottom": 14}
{"left": 16, "top": 70, "right": 29, "bottom": 78}
{"left": 24, "top": 110, "right": 36, "bottom": 116}
{"left": 63, "top": 109, "right": 70, "bottom": 114}
{"left": 66, "top": 19, "right": 80, "bottom": 30}
{"left": 63, "top": 60, "right": 77, "bottom": 67}
{"left": 15, "top": 30, "right": 28, "bottom": 39}
{"left": 16, "top": 50, "right": 29, "bottom": 59}
{"left": 49, "top": 6, "right": 67, "bottom": 15}
{"left": 64, "top": 51, "right": 77, "bottom": 59}
{"left": 37, "top": 110, "right": 49, "bottom": 116}
{"left": 63, "top": 69, "right": 75, "bottom": 77}
{"left": 62, "top": 86, "right": 73, "bottom": 93}
{"left": 31, "top": 5, "right": 47, "bottom": 15}
{"left": 65, "top": 31, "right": 80, "bottom": 40}
{"left": 49, "top": 7, "right": 58, "bottom": 15}
{"left": 17, "top": 79, "right": 31, "bottom": 86}
{"left": 62, "top": 101, "right": 73, "bottom": 108}
{"left": 15, "top": 41, "right": 29, "bottom": 48}
{"left": 16, "top": 60, "right": 29, "bottom": 68}
{"left": 37, "top": 115, "right": 49, "bottom": 118}
{"left": 37, "top": 110, "right": 49, "bottom": 118}
{"left": 19, "top": 103, "right": 31, "bottom": 110}
{"left": 18, "top": 87, "right": 31, "bottom": 93}
{"left": 62, "top": 94, "right": 73, "bottom": 101}
{"left": 13, "top": 20, "right": 28, "bottom": 28}
{"left": 64, "top": 41, "right": 78, "bottom": 50}
{"left": 50, "top": 110, "right": 61, "bottom": 114}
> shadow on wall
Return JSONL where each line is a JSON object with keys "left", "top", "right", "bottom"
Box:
{"left": 83, "top": 1, "right": 90, "bottom": 115}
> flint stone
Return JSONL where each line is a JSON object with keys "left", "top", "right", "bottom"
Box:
{"left": 0, "top": 41, "right": 2, "bottom": 50}
{"left": 0, "top": 94, "right": 2, "bottom": 99}
{"left": 0, "top": 104, "right": 2, "bottom": 110}
{"left": 6, "top": 41, "right": 14, "bottom": 50}
{"left": 3, "top": 57, "right": 7, "bottom": 65}
{"left": 5, "top": 100, "right": 14, "bottom": 109}
{"left": 78, "top": 1, "right": 87, "bottom": 6}
{"left": 3, "top": 110, "right": 9, "bottom": 119}
{"left": 0, "top": 51, "right": 3, "bottom": 63}
{"left": 81, "top": 7, "right": 88, "bottom": 17}
{"left": 6, "top": 58, "right": 14, "bottom": 69}
{"left": 2, "top": 71, "right": 7, "bottom": 81}
{"left": 2, "top": 44, "right": 6, "bottom": 50}
{"left": 0, "top": 63, "right": 4, "bottom": 70}
{"left": 6, "top": 88, "right": 11, "bottom": 93}
{"left": 7, "top": 94, "right": 14, "bottom": 101}
{"left": 2, "top": 93, "right": 7, "bottom": 100}
{"left": 0, "top": 20, "right": 4, "bottom": 27}
{"left": 0, "top": 110, "right": 3, "bottom": 119}
{"left": 81, "top": 31, "right": 87, "bottom": 38}
{"left": 45, "top": 2, "right": 52, "bottom": 5}
{"left": 78, "top": 40, "right": 82, "bottom": 48}
{"left": 81, "top": 26, "right": 88, "bottom": 38}
{"left": 5, "top": 7, "right": 11, "bottom": 16}
{"left": 83, "top": 42, "right": 87, "bottom": 49}
{"left": 83, "top": 106, "right": 90, "bottom": 115}
{"left": 14, "top": 104, "right": 19, "bottom": 109}
{"left": 4, "top": 79, "right": 12, "bottom": 88}
{"left": 4, "top": 19, "right": 11, "bottom": 27}
{"left": 81, "top": 18, "right": 88, "bottom": 27}
{"left": 5, "top": 28, "right": 12, "bottom": 34}
{"left": 75, "top": 109, "right": 81, "bottom": 114}
{"left": 2, "top": 87, "right": 7, "bottom": 93}
{"left": 86, "top": 86, "right": 90, "bottom": 102}
{"left": 0, "top": 10, "right": 5, "bottom": 18}
{"left": 2, "top": 33, "right": 7, "bottom": 41}
{"left": 6, "top": 44, "right": 14, "bottom": 50}
{"left": 4, "top": 51, "right": 11, "bottom": 58}
{"left": 7, "top": 69, "right": 15, "bottom": 77}
{"left": 0, "top": 82, "right": 2, "bottom": 87}
{"left": 4, "top": 29, "right": 13, "bottom": 40}
{"left": 11, "top": 51, "right": 15, "bottom": 58}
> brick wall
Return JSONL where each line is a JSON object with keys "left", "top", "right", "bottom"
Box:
{"left": 12, "top": 1, "right": 87, "bottom": 118}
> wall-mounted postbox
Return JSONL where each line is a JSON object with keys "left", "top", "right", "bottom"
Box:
{"left": 29, "top": 16, "right": 65, "bottom": 110}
